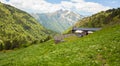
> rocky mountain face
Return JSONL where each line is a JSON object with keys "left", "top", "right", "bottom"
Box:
{"left": 31, "top": 10, "right": 83, "bottom": 33}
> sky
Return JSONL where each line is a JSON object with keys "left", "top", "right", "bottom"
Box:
{"left": 0, "top": 0, "right": 120, "bottom": 16}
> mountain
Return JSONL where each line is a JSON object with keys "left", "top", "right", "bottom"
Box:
{"left": 75, "top": 8, "right": 120, "bottom": 28}
{"left": 0, "top": 4, "right": 120, "bottom": 65}
{"left": 0, "top": 17, "right": 120, "bottom": 66}
{"left": 0, "top": 2, "right": 53, "bottom": 50}
{"left": 64, "top": 8, "right": 120, "bottom": 33}
{"left": 31, "top": 9, "right": 83, "bottom": 33}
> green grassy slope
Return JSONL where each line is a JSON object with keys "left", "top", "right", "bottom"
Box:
{"left": 0, "top": 24, "right": 120, "bottom": 66}
{"left": 0, "top": 2, "right": 53, "bottom": 50}
{"left": 75, "top": 8, "right": 120, "bottom": 28}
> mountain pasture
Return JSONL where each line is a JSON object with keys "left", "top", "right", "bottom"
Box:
{"left": 0, "top": 24, "right": 120, "bottom": 66}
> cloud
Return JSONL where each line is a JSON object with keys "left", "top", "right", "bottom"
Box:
{"left": 71, "top": 0, "right": 84, "bottom": 3}
{"left": 0, "top": 0, "right": 111, "bottom": 15}
{"left": 74, "top": 2, "right": 109, "bottom": 13}
{"left": 62, "top": 0, "right": 110, "bottom": 14}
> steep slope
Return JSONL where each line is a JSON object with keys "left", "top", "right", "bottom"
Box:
{"left": 0, "top": 23, "right": 120, "bottom": 66}
{"left": 31, "top": 9, "right": 83, "bottom": 33}
{"left": 0, "top": 2, "right": 52, "bottom": 50}
{"left": 75, "top": 8, "right": 120, "bottom": 28}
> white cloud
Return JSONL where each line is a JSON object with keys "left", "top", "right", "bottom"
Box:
{"left": 74, "top": 2, "right": 110, "bottom": 13}
{"left": 0, "top": 0, "right": 111, "bottom": 15}
{"left": 71, "top": 0, "right": 84, "bottom": 3}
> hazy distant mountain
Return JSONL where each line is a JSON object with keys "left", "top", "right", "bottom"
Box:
{"left": 31, "top": 9, "right": 83, "bottom": 33}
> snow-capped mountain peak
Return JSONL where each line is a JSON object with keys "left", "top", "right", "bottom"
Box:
{"left": 31, "top": 9, "right": 84, "bottom": 33}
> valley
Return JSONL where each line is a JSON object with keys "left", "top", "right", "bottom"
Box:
{"left": 0, "top": 1, "right": 120, "bottom": 66}
{"left": 0, "top": 24, "right": 120, "bottom": 66}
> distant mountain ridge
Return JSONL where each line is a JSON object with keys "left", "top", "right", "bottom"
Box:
{"left": 31, "top": 9, "right": 83, "bottom": 33}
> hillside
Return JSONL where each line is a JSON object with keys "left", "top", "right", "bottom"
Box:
{"left": 31, "top": 9, "right": 83, "bottom": 33}
{"left": 0, "top": 23, "right": 120, "bottom": 66}
{"left": 0, "top": 2, "right": 53, "bottom": 50}
{"left": 75, "top": 8, "right": 120, "bottom": 28}
{"left": 0, "top": 1, "right": 120, "bottom": 66}
{"left": 64, "top": 8, "right": 120, "bottom": 34}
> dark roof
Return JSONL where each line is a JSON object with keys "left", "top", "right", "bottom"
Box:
{"left": 73, "top": 28, "right": 101, "bottom": 31}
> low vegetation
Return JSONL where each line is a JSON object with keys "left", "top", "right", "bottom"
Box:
{"left": 0, "top": 2, "right": 120, "bottom": 66}
{"left": 0, "top": 24, "right": 120, "bottom": 66}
